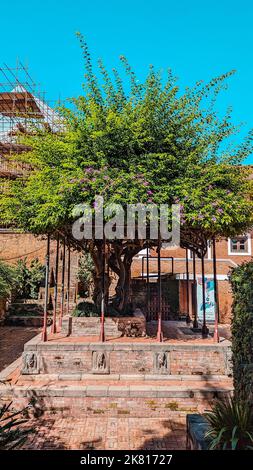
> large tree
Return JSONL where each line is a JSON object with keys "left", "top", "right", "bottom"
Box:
{"left": 1, "top": 34, "right": 253, "bottom": 313}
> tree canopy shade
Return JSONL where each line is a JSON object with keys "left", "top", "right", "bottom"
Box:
{"left": 1, "top": 34, "right": 253, "bottom": 312}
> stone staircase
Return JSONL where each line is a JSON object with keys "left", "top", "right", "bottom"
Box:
{"left": 0, "top": 357, "right": 233, "bottom": 418}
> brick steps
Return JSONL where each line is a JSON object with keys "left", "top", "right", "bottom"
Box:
{"left": 2, "top": 370, "right": 232, "bottom": 399}
{"left": 17, "top": 372, "right": 232, "bottom": 383}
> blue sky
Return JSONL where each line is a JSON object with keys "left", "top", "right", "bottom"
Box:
{"left": 1, "top": 0, "right": 253, "bottom": 162}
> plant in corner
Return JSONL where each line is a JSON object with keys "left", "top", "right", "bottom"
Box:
{"left": 204, "top": 396, "right": 253, "bottom": 450}
{"left": 0, "top": 402, "right": 33, "bottom": 450}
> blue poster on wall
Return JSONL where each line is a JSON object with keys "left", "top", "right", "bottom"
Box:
{"left": 197, "top": 277, "right": 215, "bottom": 322}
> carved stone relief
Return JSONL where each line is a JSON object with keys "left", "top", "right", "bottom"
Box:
{"left": 92, "top": 351, "right": 110, "bottom": 374}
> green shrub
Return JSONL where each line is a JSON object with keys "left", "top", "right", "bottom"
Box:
{"left": 72, "top": 300, "right": 99, "bottom": 317}
{"left": 0, "top": 261, "right": 16, "bottom": 299}
{"left": 77, "top": 254, "right": 94, "bottom": 298}
{"left": 0, "top": 402, "right": 33, "bottom": 450}
{"left": 229, "top": 261, "right": 253, "bottom": 403}
{"left": 204, "top": 396, "right": 253, "bottom": 450}
{"left": 14, "top": 258, "right": 45, "bottom": 300}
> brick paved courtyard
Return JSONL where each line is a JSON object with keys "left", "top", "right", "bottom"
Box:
{"left": 0, "top": 325, "right": 232, "bottom": 450}
{"left": 0, "top": 326, "right": 40, "bottom": 371}
{"left": 23, "top": 415, "right": 186, "bottom": 450}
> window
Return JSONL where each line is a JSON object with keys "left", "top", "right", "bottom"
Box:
{"left": 228, "top": 235, "right": 251, "bottom": 255}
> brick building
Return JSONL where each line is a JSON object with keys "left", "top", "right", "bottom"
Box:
{"left": 131, "top": 233, "right": 252, "bottom": 324}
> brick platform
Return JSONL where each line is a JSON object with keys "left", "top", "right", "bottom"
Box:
{"left": 0, "top": 358, "right": 232, "bottom": 450}
{"left": 62, "top": 311, "right": 146, "bottom": 338}
{"left": 20, "top": 332, "right": 232, "bottom": 377}
{"left": 0, "top": 326, "right": 233, "bottom": 450}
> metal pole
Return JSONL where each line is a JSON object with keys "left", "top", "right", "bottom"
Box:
{"left": 213, "top": 237, "right": 220, "bottom": 343}
{"left": 185, "top": 248, "right": 190, "bottom": 324}
{"left": 51, "top": 234, "right": 59, "bottom": 334}
{"left": 100, "top": 236, "right": 105, "bottom": 342}
{"left": 157, "top": 229, "right": 163, "bottom": 342}
{"left": 59, "top": 238, "right": 66, "bottom": 328}
{"left": 67, "top": 246, "right": 71, "bottom": 315}
{"left": 42, "top": 234, "right": 50, "bottom": 342}
{"left": 146, "top": 244, "right": 150, "bottom": 321}
{"left": 192, "top": 251, "right": 198, "bottom": 328}
{"left": 201, "top": 252, "right": 209, "bottom": 338}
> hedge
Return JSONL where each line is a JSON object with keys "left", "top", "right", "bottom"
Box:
{"left": 230, "top": 261, "right": 253, "bottom": 403}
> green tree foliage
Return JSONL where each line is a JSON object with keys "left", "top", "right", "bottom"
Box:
{"left": 0, "top": 260, "right": 15, "bottom": 299}
{"left": 230, "top": 261, "right": 253, "bottom": 403}
{"left": 1, "top": 34, "right": 253, "bottom": 312}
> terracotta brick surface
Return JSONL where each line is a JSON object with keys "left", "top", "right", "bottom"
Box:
{"left": 22, "top": 415, "right": 187, "bottom": 450}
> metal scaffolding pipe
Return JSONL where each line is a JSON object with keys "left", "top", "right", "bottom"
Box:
{"left": 42, "top": 235, "right": 50, "bottom": 342}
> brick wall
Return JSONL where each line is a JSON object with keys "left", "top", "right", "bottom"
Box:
{"left": 23, "top": 340, "right": 231, "bottom": 376}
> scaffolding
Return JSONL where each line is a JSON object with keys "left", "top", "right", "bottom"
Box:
{"left": 0, "top": 61, "right": 62, "bottom": 179}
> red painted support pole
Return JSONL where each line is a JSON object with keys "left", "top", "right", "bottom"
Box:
{"left": 213, "top": 237, "right": 220, "bottom": 343}
{"left": 185, "top": 248, "right": 191, "bottom": 324}
{"left": 201, "top": 252, "right": 209, "bottom": 338}
{"left": 67, "top": 245, "right": 71, "bottom": 315}
{"left": 157, "top": 231, "right": 163, "bottom": 342}
{"left": 42, "top": 234, "right": 50, "bottom": 342}
{"left": 51, "top": 234, "right": 59, "bottom": 334}
{"left": 192, "top": 251, "right": 198, "bottom": 329}
{"left": 146, "top": 244, "right": 150, "bottom": 321}
{"left": 59, "top": 238, "right": 66, "bottom": 329}
{"left": 100, "top": 236, "right": 106, "bottom": 342}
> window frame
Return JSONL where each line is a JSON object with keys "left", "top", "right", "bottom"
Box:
{"left": 228, "top": 234, "right": 251, "bottom": 256}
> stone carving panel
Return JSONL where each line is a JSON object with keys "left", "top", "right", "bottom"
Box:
{"left": 154, "top": 351, "right": 170, "bottom": 374}
{"left": 22, "top": 352, "right": 40, "bottom": 375}
{"left": 92, "top": 351, "right": 110, "bottom": 374}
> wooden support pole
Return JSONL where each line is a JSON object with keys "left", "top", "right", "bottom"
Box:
{"left": 146, "top": 244, "right": 150, "bottom": 321}
{"left": 67, "top": 245, "right": 71, "bottom": 315}
{"left": 42, "top": 234, "right": 50, "bottom": 342}
{"left": 59, "top": 238, "right": 66, "bottom": 328}
{"left": 51, "top": 234, "right": 59, "bottom": 334}
{"left": 185, "top": 248, "right": 191, "bottom": 324}
{"left": 213, "top": 237, "right": 220, "bottom": 343}
{"left": 201, "top": 252, "right": 209, "bottom": 338}
{"left": 192, "top": 251, "right": 198, "bottom": 328}
{"left": 157, "top": 230, "right": 163, "bottom": 342}
{"left": 100, "top": 236, "right": 106, "bottom": 342}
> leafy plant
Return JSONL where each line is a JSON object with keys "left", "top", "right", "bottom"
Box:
{"left": 0, "top": 261, "right": 16, "bottom": 299}
{"left": 77, "top": 253, "right": 95, "bottom": 297}
{"left": 72, "top": 300, "right": 99, "bottom": 317}
{"left": 229, "top": 261, "right": 253, "bottom": 403}
{"left": 0, "top": 402, "right": 33, "bottom": 450}
{"left": 204, "top": 397, "right": 253, "bottom": 450}
{"left": 14, "top": 258, "right": 45, "bottom": 300}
